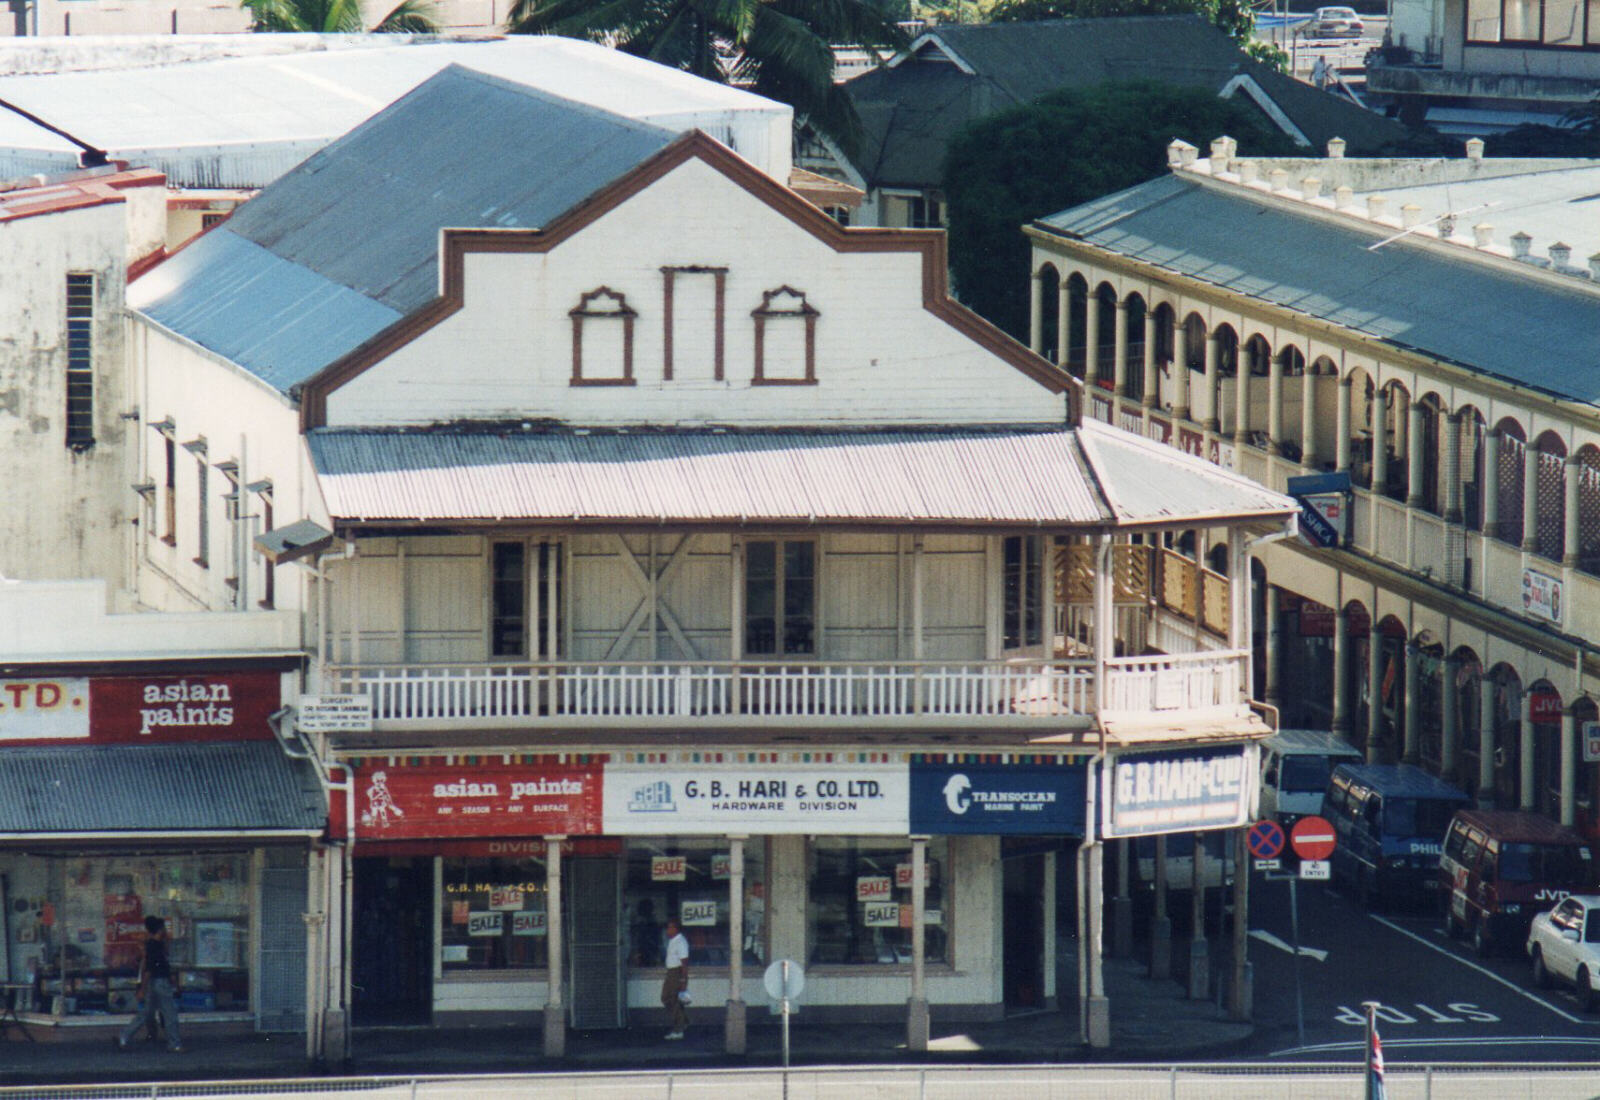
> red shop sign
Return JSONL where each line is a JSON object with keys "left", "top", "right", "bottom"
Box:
{"left": 353, "top": 763, "right": 603, "bottom": 840}
{"left": 0, "top": 671, "right": 281, "bottom": 745}
{"left": 1530, "top": 692, "right": 1564, "bottom": 724}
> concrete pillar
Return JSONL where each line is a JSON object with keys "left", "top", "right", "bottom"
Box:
{"left": 907, "top": 836, "right": 929, "bottom": 1051}
{"left": 1332, "top": 604, "right": 1350, "bottom": 737}
{"left": 1203, "top": 332, "right": 1221, "bottom": 432}
{"left": 1565, "top": 455, "right": 1581, "bottom": 567}
{"left": 1029, "top": 273, "right": 1043, "bottom": 355}
{"left": 544, "top": 836, "right": 566, "bottom": 1058}
{"left": 1336, "top": 374, "right": 1353, "bottom": 473}
{"left": 1395, "top": 387, "right": 1411, "bottom": 472}
{"left": 1113, "top": 300, "right": 1130, "bottom": 397}
{"left": 1519, "top": 688, "right": 1535, "bottom": 811}
{"left": 1084, "top": 288, "right": 1101, "bottom": 389}
{"left": 1264, "top": 586, "right": 1281, "bottom": 706}
{"left": 1402, "top": 641, "right": 1420, "bottom": 764}
{"left": 1372, "top": 387, "right": 1390, "bottom": 495}
{"left": 725, "top": 837, "right": 747, "bottom": 1055}
{"left": 1478, "top": 677, "right": 1496, "bottom": 807}
{"left": 1301, "top": 368, "right": 1319, "bottom": 469}
{"left": 1228, "top": 828, "right": 1252, "bottom": 1021}
{"left": 1141, "top": 310, "right": 1159, "bottom": 409}
{"left": 1483, "top": 429, "right": 1502, "bottom": 539}
{"left": 1112, "top": 838, "right": 1133, "bottom": 959}
{"left": 1562, "top": 706, "right": 1578, "bottom": 827}
{"left": 1234, "top": 352, "right": 1251, "bottom": 446}
{"left": 1174, "top": 320, "right": 1192, "bottom": 422}
{"left": 1056, "top": 279, "right": 1071, "bottom": 369}
{"left": 1407, "top": 401, "right": 1426, "bottom": 508}
{"left": 1085, "top": 840, "right": 1110, "bottom": 1047}
{"left": 1367, "top": 622, "right": 1384, "bottom": 763}
{"left": 1441, "top": 653, "right": 1460, "bottom": 782}
{"left": 1267, "top": 350, "right": 1283, "bottom": 456}
{"left": 1522, "top": 443, "right": 1541, "bottom": 554}
{"left": 1444, "top": 412, "right": 1464, "bottom": 525}
{"left": 1149, "top": 833, "right": 1171, "bottom": 980}
{"left": 1189, "top": 832, "right": 1209, "bottom": 1001}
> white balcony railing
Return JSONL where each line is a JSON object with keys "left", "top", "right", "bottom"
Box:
{"left": 321, "top": 654, "right": 1250, "bottom": 728}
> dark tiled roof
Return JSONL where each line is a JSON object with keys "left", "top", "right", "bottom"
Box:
{"left": 1036, "top": 173, "right": 1600, "bottom": 405}
{"left": 0, "top": 741, "right": 326, "bottom": 833}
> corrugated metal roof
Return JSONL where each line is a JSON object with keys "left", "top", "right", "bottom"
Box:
{"left": 0, "top": 742, "right": 325, "bottom": 834}
{"left": 307, "top": 426, "right": 1294, "bottom": 528}
{"left": 1077, "top": 420, "right": 1296, "bottom": 524}
{"left": 1037, "top": 174, "right": 1600, "bottom": 406}
{"left": 129, "top": 66, "right": 679, "bottom": 391}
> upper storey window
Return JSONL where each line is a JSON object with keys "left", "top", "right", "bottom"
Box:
{"left": 570, "top": 287, "right": 636, "bottom": 386}
{"left": 752, "top": 287, "right": 818, "bottom": 386}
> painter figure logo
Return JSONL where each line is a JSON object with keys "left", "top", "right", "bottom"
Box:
{"left": 362, "top": 769, "right": 406, "bottom": 829}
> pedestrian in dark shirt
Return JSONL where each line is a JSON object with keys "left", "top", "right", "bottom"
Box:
{"left": 118, "top": 916, "right": 182, "bottom": 1052}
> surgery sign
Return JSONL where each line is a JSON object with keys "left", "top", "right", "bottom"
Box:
{"left": 1102, "top": 744, "right": 1254, "bottom": 838}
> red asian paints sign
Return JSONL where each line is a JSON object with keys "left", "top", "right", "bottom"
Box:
{"left": 352, "top": 762, "right": 603, "bottom": 840}
{"left": 0, "top": 672, "right": 281, "bottom": 745}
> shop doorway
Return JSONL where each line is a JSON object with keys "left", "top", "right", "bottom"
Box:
{"left": 568, "top": 857, "right": 626, "bottom": 1029}
{"left": 352, "top": 857, "right": 432, "bottom": 1026}
{"left": 1002, "top": 852, "right": 1046, "bottom": 1012}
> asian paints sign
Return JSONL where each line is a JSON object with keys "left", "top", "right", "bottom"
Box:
{"left": 1102, "top": 745, "right": 1254, "bottom": 838}
{"left": 0, "top": 673, "right": 281, "bottom": 744}
{"left": 353, "top": 762, "right": 603, "bottom": 840}
{"left": 603, "top": 764, "right": 908, "bottom": 835}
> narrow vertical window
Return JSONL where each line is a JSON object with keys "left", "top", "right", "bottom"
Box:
{"left": 1003, "top": 535, "right": 1042, "bottom": 649}
{"left": 258, "top": 490, "right": 275, "bottom": 608}
{"left": 65, "top": 273, "right": 94, "bottom": 450}
{"left": 492, "top": 541, "right": 527, "bottom": 657}
{"left": 163, "top": 436, "right": 177, "bottom": 545}
{"left": 744, "top": 539, "right": 815, "bottom": 656}
{"left": 185, "top": 438, "right": 209, "bottom": 568}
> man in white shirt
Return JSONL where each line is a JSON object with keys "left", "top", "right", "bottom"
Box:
{"left": 661, "top": 918, "right": 690, "bottom": 1039}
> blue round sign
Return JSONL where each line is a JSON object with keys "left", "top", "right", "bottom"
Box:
{"left": 1247, "top": 819, "right": 1286, "bottom": 860}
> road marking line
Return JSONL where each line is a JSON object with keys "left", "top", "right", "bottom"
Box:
{"left": 1370, "top": 913, "right": 1583, "bottom": 1024}
{"left": 1272, "top": 1034, "right": 1600, "bottom": 1056}
{"left": 1250, "top": 929, "right": 1329, "bottom": 961}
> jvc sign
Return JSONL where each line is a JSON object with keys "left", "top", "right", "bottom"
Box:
{"left": 1102, "top": 744, "right": 1254, "bottom": 838}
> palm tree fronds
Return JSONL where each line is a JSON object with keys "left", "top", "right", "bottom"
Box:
{"left": 371, "top": 0, "right": 439, "bottom": 31}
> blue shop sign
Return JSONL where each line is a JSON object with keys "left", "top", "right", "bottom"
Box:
{"left": 909, "top": 761, "right": 1086, "bottom": 835}
{"left": 1103, "top": 744, "right": 1252, "bottom": 838}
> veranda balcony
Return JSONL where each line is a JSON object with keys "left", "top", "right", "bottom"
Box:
{"left": 321, "top": 650, "right": 1249, "bottom": 732}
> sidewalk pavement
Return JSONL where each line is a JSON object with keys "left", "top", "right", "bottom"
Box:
{"left": 0, "top": 956, "right": 1252, "bottom": 1085}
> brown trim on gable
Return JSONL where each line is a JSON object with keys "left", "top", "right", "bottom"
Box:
{"left": 297, "top": 130, "right": 1070, "bottom": 430}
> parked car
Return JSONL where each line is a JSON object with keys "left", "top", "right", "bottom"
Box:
{"left": 1259, "top": 729, "right": 1363, "bottom": 829}
{"left": 1309, "top": 6, "right": 1365, "bottom": 36}
{"left": 1324, "top": 763, "right": 1471, "bottom": 909}
{"left": 1134, "top": 831, "right": 1235, "bottom": 892}
{"left": 1440, "top": 810, "right": 1594, "bottom": 955}
{"left": 1527, "top": 895, "right": 1600, "bottom": 1011}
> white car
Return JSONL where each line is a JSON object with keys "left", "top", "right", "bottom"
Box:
{"left": 1309, "top": 6, "right": 1365, "bottom": 36}
{"left": 1527, "top": 894, "right": 1600, "bottom": 1011}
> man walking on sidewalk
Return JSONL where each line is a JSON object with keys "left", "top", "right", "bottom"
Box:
{"left": 118, "top": 916, "right": 182, "bottom": 1053}
{"left": 661, "top": 918, "right": 690, "bottom": 1040}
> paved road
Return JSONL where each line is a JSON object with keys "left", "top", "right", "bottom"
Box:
{"left": 1236, "top": 874, "right": 1600, "bottom": 1062}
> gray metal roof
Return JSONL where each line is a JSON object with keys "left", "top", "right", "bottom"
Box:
{"left": 306, "top": 424, "right": 1294, "bottom": 528}
{"left": 0, "top": 741, "right": 325, "bottom": 834}
{"left": 131, "top": 66, "right": 679, "bottom": 392}
{"left": 1036, "top": 174, "right": 1600, "bottom": 406}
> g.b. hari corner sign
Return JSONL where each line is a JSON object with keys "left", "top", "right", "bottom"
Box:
{"left": 1101, "top": 744, "right": 1254, "bottom": 838}
{"left": 0, "top": 672, "right": 281, "bottom": 744}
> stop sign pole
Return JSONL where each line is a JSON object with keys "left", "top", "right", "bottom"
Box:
{"left": 1285, "top": 814, "right": 1336, "bottom": 1049}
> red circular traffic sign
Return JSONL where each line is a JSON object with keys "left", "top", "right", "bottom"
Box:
{"left": 1247, "top": 819, "right": 1286, "bottom": 860}
{"left": 1290, "top": 815, "right": 1337, "bottom": 861}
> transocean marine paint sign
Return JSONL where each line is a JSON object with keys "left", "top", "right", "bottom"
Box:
{"left": 909, "top": 762, "right": 1086, "bottom": 835}
{"left": 1102, "top": 744, "right": 1254, "bottom": 838}
{"left": 603, "top": 764, "right": 908, "bottom": 835}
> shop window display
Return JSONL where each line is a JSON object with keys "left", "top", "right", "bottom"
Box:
{"left": 807, "top": 837, "right": 948, "bottom": 966}
{"left": 439, "top": 855, "right": 550, "bottom": 971}
{"left": 624, "top": 839, "right": 766, "bottom": 969}
{"left": 0, "top": 852, "right": 251, "bottom": 1016}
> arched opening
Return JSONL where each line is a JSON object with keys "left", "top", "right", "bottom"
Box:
{"left": 1151, "top": 302, "right": 1176, "bottom": 410}
{"left": 1451, "top": 647, "right": 1483, "bottom": 798}
{"left": 1380, "top": 381, "right": 1411, "bottom": 503}
{"left": 1093, "top": 282, "right": 1117, "bottom": 386}
{"left": 1065, "top": 273, "right": 1088, "bottom": 376}
{"left": 1533, "top": 430, "right": 1568, "bottom": 562}
{"left": 1035, "top": 263, "right": 1060, "bottom": 362}
{"left": 1240, "top": 334, "right": 1271, "bottom": 448}
{"left": 1529, "top": 679, "right": 1564, "bottom": 819}
{"left": 1415, "top": 393, "right": 1445, "bottom": 515}
{"left": 1455, "top": 405, "right": 1486, "bottom": 530}
{"left": 1574, "top": 696, "right": 1600, "bottom": 835}
{"left": 1577, "top": 444, "right": 1600, "bottom": 578}
{"left": 1276, "top": 345, "right": 1306, "bottom": 462}
{"left": 1345, "top": 600, "right": 1372, "bottom": 757}
{"left": 1123, "top": 293, "right": 1147, "bottom": 402}
{"left": 1371, "top": 615, "right": 1409, "bottom": 763}
{"left": 1275, "top": 592, "right": 1336, "bottom": 730}
{"left": 1489, "top": 664, "right": 1523, "bottom": 809}
{"left": 1304, "top": 355, "right": 1337, "bottom": 469}
{"left": 1212, "top": 324, "right": 1239, "bottom": 434}
{"left": 1494, "top": 418, "right": 1527, "bottom": 548}
{"left": 1347, "top": 368, "right": 1375, "bottom": 490}
{"left": 1415, "top": 634, "right": 1446, "bottom": 772}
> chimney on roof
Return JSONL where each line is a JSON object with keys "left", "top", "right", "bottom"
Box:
{"left": 1473, "top": 223, "right": 1494, "bottom": 248}
{"left": 1302, "top": 177, "right": 1322, "bottom": 200}
{"left": 1210, "top": 137, "right": 1231, "bottom": 175}
{"left": 1401, "top": 203, "right": 1423, "bottom": 228}
{"left": 1327, "top": 137, "right": 1347, "bottom": 159}
{"left": 1335, "top": 184, "right": 1354, "bottom": 209}
{"left": 1238, "top": 160, "right": 1259, "bottom": 183}
{"left": 1511, "top": 231, "right": 1533, "bottom": 260}
{"left": 1438, "top": 213, "right": 1456, "bottom": 239}
{"left": 1465, "top": 137, "right": 1485, "bottom": 161}
{"left": 1550, "top": 241, "right": 1573, "bottom": 269}
{"left": 1269, "top": 168, "right": 1289, "bottom": 191}
{"left": 1168, "top": 139, "right": 1198, "bottom": 168}
{"left": 1590, "top": 252, "right": 1600, "bottom": 280}
{"left": 1222, "top": 135, "right": 1238, "bottom": 159}
{"left": 1367, "top": 195, "right": 1388, "bottom": 220}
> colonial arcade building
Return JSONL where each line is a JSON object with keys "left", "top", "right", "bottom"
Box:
{"left": 127, "top": 68, "right": 1294, "bottom": 1055}
{"left": 1028, "top": 139, "right": 1600, "bottom": 832}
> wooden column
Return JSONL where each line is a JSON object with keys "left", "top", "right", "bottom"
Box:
{"left": 907, "top": 836, "right": 930, "bottom": 1051}
{"left": 725, "top": 837, "right": 747, "bottom": 1054}
{"left": 543, "top": 836, "right": 565, "bottom": 1058}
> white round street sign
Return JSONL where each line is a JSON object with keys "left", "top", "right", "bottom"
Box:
{"left": 763, "top": 959, "right": 805, "bottom": 1001}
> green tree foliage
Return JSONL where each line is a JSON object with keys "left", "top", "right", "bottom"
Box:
{"left": 505, "top": 0, "right": 909, "bottom": 158}
{"left": 942, "top": 80, "right": 1298, "bottom": 337}
{"left": 989, "top": 0, "right": 1256, "bottom": 44}
{"left": 242, "top": 0, "right": 437, "bottom": 31}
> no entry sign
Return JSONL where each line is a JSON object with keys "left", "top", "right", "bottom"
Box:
{"left": 1290, "top": 815, "right": 1337, "bottom": 861}
{"left": 1247, "top": 819, "right": 1286, "bottom": 860}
